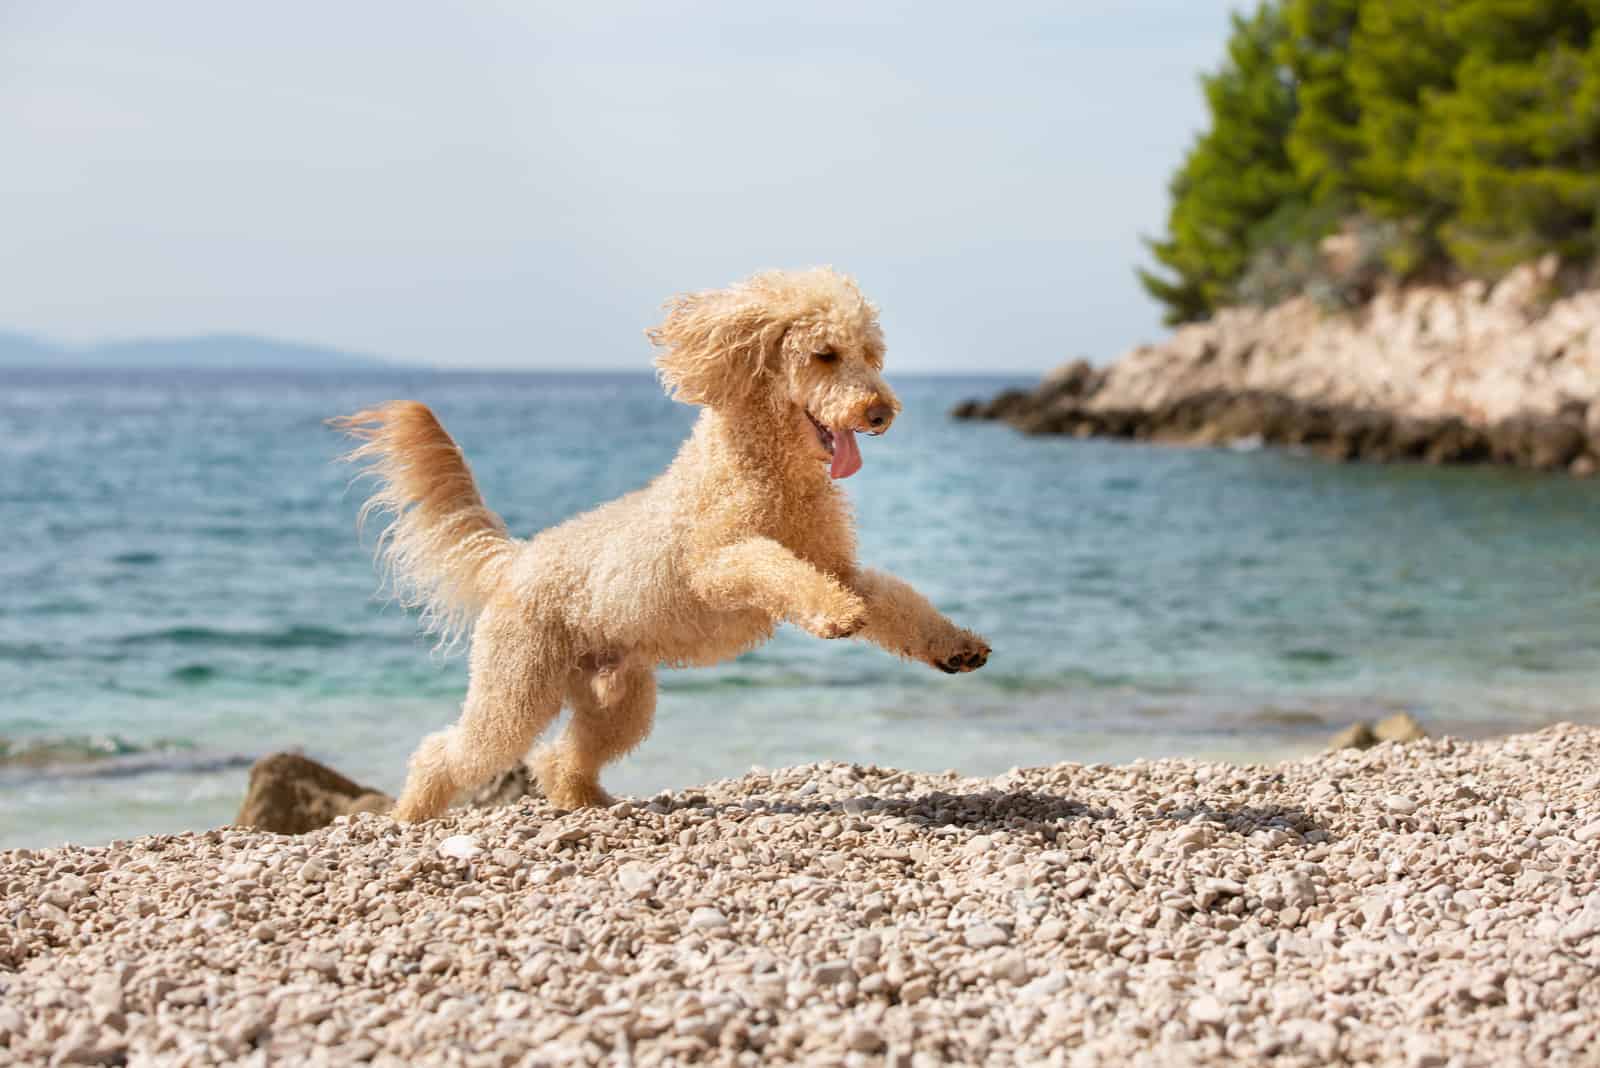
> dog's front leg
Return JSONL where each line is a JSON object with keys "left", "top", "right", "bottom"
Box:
{"left": 850, "top": 568, "right": 990, "bottom": 673}
{"left": 690, "top": 537, "right": 866, "bottom": 638}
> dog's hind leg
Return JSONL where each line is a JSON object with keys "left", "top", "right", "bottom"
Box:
{"left": 534, "top": 660, "right": 656, "bottom": 811}
{"left": 392, "top": 615, "right": 563, "bottom": 823}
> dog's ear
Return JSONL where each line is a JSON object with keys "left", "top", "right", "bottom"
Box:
{"left": 647, "top": 285, "right": 789, "bottom": 409}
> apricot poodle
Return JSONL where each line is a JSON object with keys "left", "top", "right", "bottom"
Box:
{"left": 333, "top": 267, "right": 991, "bottom": 821}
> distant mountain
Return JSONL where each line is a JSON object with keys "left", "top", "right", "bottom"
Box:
{"left": 0, "top": 331, "right": 395, "bottom": 371}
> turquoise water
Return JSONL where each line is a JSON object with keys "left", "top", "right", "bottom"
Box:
{"left": 3, "top": 369, "right": 1598, "bottom": 847}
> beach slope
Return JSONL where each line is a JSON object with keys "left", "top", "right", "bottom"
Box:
{"left": 3, "top": 726, "right": 1598, "bottom": 1065}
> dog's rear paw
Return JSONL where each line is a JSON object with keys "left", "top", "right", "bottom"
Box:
{"left": 929, "top": 634, "right": 991, "bottom": 674}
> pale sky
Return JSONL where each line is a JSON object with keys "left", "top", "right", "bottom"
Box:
{"left": 3, "top": 1, "right": 1239, "bottom": 372}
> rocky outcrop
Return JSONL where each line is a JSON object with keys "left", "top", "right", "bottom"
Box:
{"left": 957, "top": 257, "right": 1600, "bottom": 475}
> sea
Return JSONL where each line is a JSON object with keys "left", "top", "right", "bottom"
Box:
{"left": 3, "top": 369, "right": 1598, "bottom": 848}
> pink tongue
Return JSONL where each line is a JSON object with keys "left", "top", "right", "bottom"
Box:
{"left": 829, "top": 427, "right": 862, "bottom": 479}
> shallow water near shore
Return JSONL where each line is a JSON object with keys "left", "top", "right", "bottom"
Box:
{"left": 3, "top": 368, "right": 1598, "bottom": 847}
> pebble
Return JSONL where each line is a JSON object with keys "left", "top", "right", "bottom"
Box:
{"left": 1188, "top": 995, "right": 1227, "bottom": 1026}
{"left": 963, "top": 923, "right": 1009, "bottom": 949}
{"left": 1384, "top": 795, "right": 1419, "bottom": 815}
{"left": 845, "top": 1023, "right": 885, "bottom": 1052}
{"left": 535, "top": 823, "right": 589, "bottom": 845}
{"left": 1019, "top": 972, "right": 1069, "bottom": 1001}
{"left": 437, "top": 835, "right": 482, "bottom": 861}
{"left": 617, "top": 862, "right": 656, "bottom": 899}
{"left": 812, "top": 960, "right": 852, "bottom": 985}
{"left": 687, "top": 907, "right": 728, "bottom": 930}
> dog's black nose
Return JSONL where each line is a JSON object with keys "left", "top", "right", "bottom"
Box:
{"left": 866, "top": 403, "right": 894, "bottom": 430}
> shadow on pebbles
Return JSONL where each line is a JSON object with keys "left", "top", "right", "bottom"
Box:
{"left": 4, "top": 725, "right": 1600, "bottom": 1066}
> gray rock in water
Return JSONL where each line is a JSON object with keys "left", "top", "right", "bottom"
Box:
{"left": 234, "top": 753, "right": 391, "bottom": 835}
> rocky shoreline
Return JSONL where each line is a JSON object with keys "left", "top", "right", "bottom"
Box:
{"left": 5, "top": 725, "right": 1599, "bottom": 1065}
{"left": 957, "top": 259, "right": 1600, "bottom": 475}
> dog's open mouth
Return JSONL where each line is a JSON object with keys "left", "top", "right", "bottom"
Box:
{"left": 805, "top": 408, "right": 862, "bottom": 480}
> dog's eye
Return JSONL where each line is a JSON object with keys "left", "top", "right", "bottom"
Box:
{"left": 814, "top": 350, "right": 838, "bottom": 365}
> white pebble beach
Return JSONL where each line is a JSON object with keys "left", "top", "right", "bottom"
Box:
{"left": 4, "top": 725, "right": 1600, "bottom": 1066}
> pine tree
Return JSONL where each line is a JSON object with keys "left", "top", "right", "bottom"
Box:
{"left": 1138, "top": 3, "right": 1304, "bottom": 324}
{"left": 1281, "top": 0, "right": 1363, "bottom": 207}
{"left": 1414, "top": 2, "right": 1600, "bottom": 272}
{"left": 1139, "top": 0, "right": 1600, "bottom": 324}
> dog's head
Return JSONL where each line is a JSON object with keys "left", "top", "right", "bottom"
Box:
{"left": 647, "top": 267, "right": 900, "bottom": 479}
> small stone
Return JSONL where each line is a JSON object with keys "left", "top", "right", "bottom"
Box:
{"left": 812, "top": 959, "right": 852, "bottom": 985}
{"left": 1199, "top": 877, "right": 1246, "bottom": 908}
{"left": 1189, "top": 995, "right": 1227, "bottom": 1026}
{"left": 963, "top": 923, "right": 1009, "bottom": 949}
{"left": 850, "top": 932, "right": 882, "bottom": 960}
{"left": 987, "top": 951, "right": 1029, "bottom": 984}
{"left": 1172, "top": 826, "right": 1212, "bottom": 854}
{"left": 536, "top": 823, "right": 589, "bottom": 845}
{"left": 845, "top": 1024, "right": 885, "bottom": 1052}
{"left": 438, "top": 835, "right": 482, "bottom": 861}
{"left": 55, "top": 873, "right": 91, "bottom": 896}
{"left": 899, "top": 977, "right": 933, "bottom": 1004}
{"left": 688, "top": 907, "right": 728, "bottom": 930}
{"left": 618, "top": 862, "right": 657, "bottom": 899}
{"left": 1019, "top": 972, "right": 1069, "bottom": 1001}
{"left": 1384, "top": 795, "right": 1418, "bottom": 815}
{"left": 1574, "top": 820, "right": 1600, "bottom": 844}
{"left": 296, "top": 858, "right": 330, "bottom": 882}
{"left": 87, "top": 973, "right": 125, "bottom": 1027}
{"left": 1405, "top": 1035, "right": 1446, "bottom": 1068}
{"left": 1281, "top": 873, "right": 1317, "bottom": 909}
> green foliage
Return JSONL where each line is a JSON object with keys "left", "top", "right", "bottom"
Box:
{"left": 1140, "top": 0, "right": 1600, "bottom": 323}
{"left": 1139, "top": 3, "right": 1305, "bottom": 326}
{"left": 1281, "top": 0, "right": 1362, "bottom": 206}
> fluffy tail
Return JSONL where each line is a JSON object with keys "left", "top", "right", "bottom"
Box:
{"left": 331, "top": 401, "right": 515, "bottom": 644}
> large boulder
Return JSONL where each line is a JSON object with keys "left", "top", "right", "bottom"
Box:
{"left": 235, "top": 753, "right": 392, "bottom": 835}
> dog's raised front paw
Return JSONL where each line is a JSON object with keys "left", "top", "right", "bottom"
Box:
{"left": 807, "top": 610, "right": 866, "bottom": 640}
{"left": 801, "top": 591, "right": 867, "bottom": 640}
{"left": 927, "top": 633, "right": 991, "bottom": 674}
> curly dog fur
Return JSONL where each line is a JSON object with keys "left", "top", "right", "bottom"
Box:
{"left": 333, "top": 267, "right": 991, "bottom": 821}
